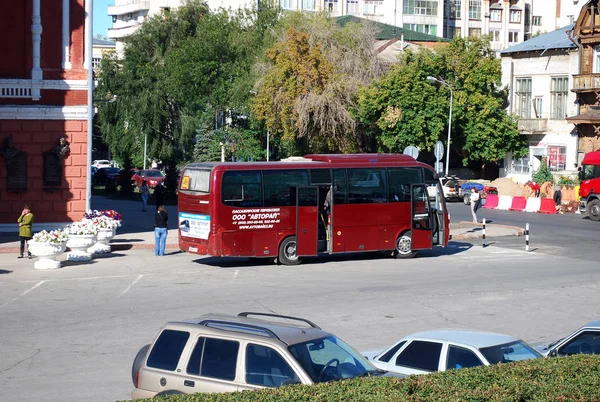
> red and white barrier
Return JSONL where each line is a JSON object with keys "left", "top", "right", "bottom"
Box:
{"left": 539, "top": 197, "right": 558, "bottom": 214}
{"left": 483, "top": 194, "right": 499, "bottom": 209}
{"left": 525, "top": 197, "right": 541, "bottom": 212}
{"left": 497, "top": 195, "right": 513, "bottom": 210}
{"left": 477, "top": 195, "right": 557, "bottom": 214}
{"left": 510, "top": 196, "right": 527, "bottom": 211}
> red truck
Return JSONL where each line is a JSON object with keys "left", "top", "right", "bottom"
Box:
{"left": 579, "top": 151, "right": 600, "bottom": 221}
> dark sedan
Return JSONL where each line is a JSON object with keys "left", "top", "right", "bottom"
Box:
{"left": 94, "top": 167, "right": 120, "bottom": 185}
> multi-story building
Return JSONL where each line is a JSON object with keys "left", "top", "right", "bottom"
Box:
{"left": 0, "top": 0, "right": 91, "bottom": 228}
{"left": 525, "top": 0, "right": 585, "bottom": 40}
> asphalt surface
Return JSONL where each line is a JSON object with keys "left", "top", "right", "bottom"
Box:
{"left": 447, "top": 202, "right": 599, "bottom": 261}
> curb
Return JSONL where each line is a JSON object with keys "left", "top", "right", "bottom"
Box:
{"left": 0, "top": 242, "right": 180, "bottom": 255}
{"left": 450, "top": 221, "right": 525, "bottom": 241}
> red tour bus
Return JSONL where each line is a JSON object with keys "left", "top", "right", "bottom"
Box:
{"left": 178, "top": 154, "right": 449, "bottom": 265}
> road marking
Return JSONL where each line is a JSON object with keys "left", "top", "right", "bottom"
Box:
{"left": 119, "top": 274, "right": 144, "bottom": 297}
{"left": 0, "top": 280, "right": 46, "bottom": 310}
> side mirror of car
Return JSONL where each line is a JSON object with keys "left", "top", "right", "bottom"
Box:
{"left": 548, "top": 349, "right": 558, "bottom": 357}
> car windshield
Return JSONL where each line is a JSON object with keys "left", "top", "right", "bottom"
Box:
{"left": 479, "top": 340, "right": 541, "bottom": 364}
{"left": 103, "top": 168, "right": 120, "bottom": 174}
{"left": 145, "top": 171, "right": 163, "bottom": 177}
{"left": 288, "top": 335, "right": 378, "bottom": 383}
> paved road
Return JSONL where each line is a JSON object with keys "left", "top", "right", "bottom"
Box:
{"left": 448, "top": 203, "right": 598, "bottom": 261}
{"left": 1, "top": 243, "right": 599, "bottom": 402}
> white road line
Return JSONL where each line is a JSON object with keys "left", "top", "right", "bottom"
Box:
{"left": 0, "top": 280, "right": 46, "bottom": 310}
{"left": 119, "top": 275, "right": 144, "bottom": 297}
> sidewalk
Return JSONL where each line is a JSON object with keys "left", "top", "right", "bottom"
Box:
{"left": 450, "top": 221, "right": 524, "bottom": 240}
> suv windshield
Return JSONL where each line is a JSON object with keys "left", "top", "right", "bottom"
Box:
{"left": 479, "top": 341, "right": 541, "bottom": 364}
{"left": 288, "top": 335, "right": 378, "bottom": 383}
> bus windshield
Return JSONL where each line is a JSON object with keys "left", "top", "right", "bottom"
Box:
{"left": 180, "top": 168, "right": 211, "bottom": 192}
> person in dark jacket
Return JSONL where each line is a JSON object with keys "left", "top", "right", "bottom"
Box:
{"left": 154, "top": 182, "right": 165, "bottom": 211}
{"left": 154, "top": 205, "right": 168, "bottom": 256}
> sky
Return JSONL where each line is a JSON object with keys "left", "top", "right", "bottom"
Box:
{"left": 94, "top": 0, "right": 112, "bottom": 38}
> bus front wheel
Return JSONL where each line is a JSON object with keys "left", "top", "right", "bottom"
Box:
{"left": 278, "top": 236, "right": 301, "bottom": 266}
{"left": 395, "top": 232, "right": 416, "bottom": 259}
{"left": 588, "top": 199, "right": 600, "bottom": 221}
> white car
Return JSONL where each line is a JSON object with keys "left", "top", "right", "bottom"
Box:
{"left": 364, "top": 330, "right": 541, "bottom": 376}
{"left": 427, "top": 176, "right": 460, "bottom": 201}
{"left": 536, "top": 319, "right": 600, "bottom": 357}
{"left": 92, "top": 159, "right": 113, "bottom": 168}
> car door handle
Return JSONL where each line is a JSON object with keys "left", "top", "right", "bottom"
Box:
{"left": 184, "top": 380, "right": 195, "bottom": 387}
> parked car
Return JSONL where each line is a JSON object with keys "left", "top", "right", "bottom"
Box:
{"left": 536, "top": 319, "right": 600, "bottom": 357}
{"left": 461, "top": 182, "right": 498, "bottom": 205}
{"left": 94, "top": 167, "right": 120, "bottom": 186}
{"left": 427, "top": 176, "right": 460, "bottom": 201}
{"left": 364, "top": 330, "right": 541, "bottom": 376}
{"left": 132, "top": 169, "right": 165, "bottom": 189}
{"left": 131, "top": 312, "right": 397, "bottom": 399}
{"left": 92, "top": 159, "right": 113, "bottom": 168}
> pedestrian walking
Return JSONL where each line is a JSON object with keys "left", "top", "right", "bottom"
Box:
{"left": 470, "top": 187, "right": 481, "bottom": 223}
{"left": 154, "top": 182, "right": 165, "bottom": 211}
{"left": 17, "top": 205, "right": 34, "bottom": 259}
{"left": 154, "top": 205, "right": 168, "bottom": 256}
{"left": 140, "top": 180, "right": 150, "bottom": 211}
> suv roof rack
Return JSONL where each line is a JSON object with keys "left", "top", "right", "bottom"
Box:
{"left": 198, "top": 319, "right": 286, "bottom": 344}
{"left": 238, "top": 312, "right": 321, "bottom": 330}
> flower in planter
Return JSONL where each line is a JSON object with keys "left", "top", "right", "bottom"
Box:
{"left": 91, "top": 215, "right": 120, "bottom": 230}
{"left": 83, "top": 210, "right": 103, "bottom": 219}
{"left": 65, "top": 222, "right": 99, "bottom": 236}
{"left": 31, "top": 229, "right": 68, "bottom": 244}
{"left": 102, "top": 209, "right": 122, "bottom": 226}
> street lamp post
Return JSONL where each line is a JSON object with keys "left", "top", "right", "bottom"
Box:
{"left": 427, "top": 76, "right": 453, "bottom": 176}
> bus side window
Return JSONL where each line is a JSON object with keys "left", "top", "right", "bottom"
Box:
{"left": 333, "top": 169, "right": 347, "bottom": 204}
{"left": 222, "top": 171, "right": 263, "bottom": 207}
{"left": 263, "top": 170, "right": 309, "bottom": 207}
{"left": 347, "top": 168, "right": 387, "bottom": 204}
{"left": 388, "top": 168, "right": 423, "bottom": 202}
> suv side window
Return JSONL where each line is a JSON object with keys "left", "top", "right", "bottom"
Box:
{"left": 186, "top": 337, "right": 240, "bottom": 381}
{"left": 147, "top": 330, "right": 190, "bottom": 371}
{"left": 395, "top": 340, "right": 442, "bottom": 372}
{"left": 557, "top": 331, "right": 600, "bottom": 356}
{"left": 446, "top": 345, "right": 483, "bottom": 369}
{"left": 245, "top": 344, "right": 301, "bottom": 387}
{"left": 377, "top": 340, "right": 406, "bottom": 363}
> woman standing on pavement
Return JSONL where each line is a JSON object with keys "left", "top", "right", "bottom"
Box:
{"left": 470, "top": 187, "right": 481, "bottom": 223}
{"left": 17, "top": 205, "right": 34, "bottom": 259}
{"left": 140, "top": 180, "right": 150, "bottom": 211}
{"left": 154, "top": 205, "right": 168, "bottom": 256}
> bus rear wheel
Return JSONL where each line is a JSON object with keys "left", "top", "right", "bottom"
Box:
{"left": 395, "top": 232, "right": 416, "bottom": 259}
{"left": 588, "top": 199, "right": 600, "bottom": 221}
{"left": 278, "top": 236, "right": 302, "bottom": 266}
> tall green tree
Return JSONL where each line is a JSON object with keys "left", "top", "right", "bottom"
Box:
{"left": 355, "top": 36, "right": 527, "bottom": 166}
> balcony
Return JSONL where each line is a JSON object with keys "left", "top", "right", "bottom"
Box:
{"left": 108, "top": 23, "right": 141, "bottom": 39}
{"left": 517, "top": 118, "right": 547, "bottom": 134}
{"left": 108, "top": 0, "right": 150, "bottom": 16}
{"left": 572, "top": 74, "right": 600, "bottom": 92}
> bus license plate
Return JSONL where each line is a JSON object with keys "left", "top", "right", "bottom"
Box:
{"left": 189, "top": 246, "right": 198, "bottom": 252}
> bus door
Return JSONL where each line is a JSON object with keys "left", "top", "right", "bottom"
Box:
{"left": 411, "top": 184, "right": 433, "bottom": 250}
{"left": 433, "top": 181, "right": 449, "bottom": 247}
{"left": 295, "top": 186, "right": 319, "bottom": 256}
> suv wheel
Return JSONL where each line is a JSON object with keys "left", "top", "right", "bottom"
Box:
{"left": 463, "top": 194, "right": 470, "bottom": 205}
{"left": 131, "top": 344, "right": 151, "bottom": 386}
{"left": 278, "top": 236, "right": 301, "bottom": 265}
{"left": 394, "top": 232, "right": 416, "bottom": 259}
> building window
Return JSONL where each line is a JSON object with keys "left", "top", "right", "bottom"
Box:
{"left": 347, "top": 0, "right": 358, "bottom": 14}
{"left": 280, "top": 0, "right": 293, "bottom": 9}
{"left": 302, "top": 0, "right": 316, "bottom": 10}
{"left": 447, "top": 26, "right": 461, "bottom": 38}
{"left": 534, "top": 97, "right": 542, "bottom": 118}
{"left": 489, "top": 30, "right": 500, "bottom": 42}
{"left": 468, "top": 28, "right": 482, "bottom": 37}
{"left": 568, "top": 15, "right": 574, "bottom": 24}
{"left": 92, "top": 57, "right": 102, "bottom": 71}
{"left": 508, "top": 31, "right": 518, "bottom": 42}
{"left": 364, "top": 0, "right": 384, "bottom": 15}
{"left": 548, "top": 146, "right": 567, "bottom": 171}
{"left": 512, "top": 156, "right": 530, "bottom": 174}
{"left": 325, "top": 0, "right": 338, "bottom": 12}
{"left": 404, "top": 23, "right": 438, "bottom": 36}
{"left": 449, "top": 0, "right": 461, "bottom": 18}
{"left": 490, "top": 9, "right": 501, "bottom": 22}
{"left": 404, "top": 0, "right": 438, "bottom": 16}
{"left": 532, "top": 16, "right": 541, "bottom": 26}
{"left": 551, "top": 77, "right": 568, "bottom": 120}
{"left": 469, "top": 0, "right": 481, "bottom": 20}
{"left": 515, "top": 78, "right": 532, "bottom": 118}
{"left": 510, "top": 10, "right": 521, "bottom": 23}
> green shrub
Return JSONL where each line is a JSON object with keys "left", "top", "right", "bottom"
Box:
{"left": 531, "top": 157, "right": 554, "bottom": 184}
{"left": 138, "top": 355, "right": 600, "bottom": 402}
{"left": 558, "top": 175, "right": 579, "bottom": 187}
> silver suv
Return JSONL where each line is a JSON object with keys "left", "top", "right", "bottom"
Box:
{"left": 132, "top": 312, "right": 388, "bottom": 399}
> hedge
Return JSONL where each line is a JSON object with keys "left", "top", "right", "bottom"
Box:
{"left": 138, "top": 355, "right": 600, "bottom": 402}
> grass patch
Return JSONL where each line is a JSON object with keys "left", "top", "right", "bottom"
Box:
{"left": 137, "top": 355, "right": 600, "bottom": 401}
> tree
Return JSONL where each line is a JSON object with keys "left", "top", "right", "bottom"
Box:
{"left": 355, "top": 36, "right": 527, "bottom": 167}
{"left": 252, "top": 12, "right": 384, "bottom": 156}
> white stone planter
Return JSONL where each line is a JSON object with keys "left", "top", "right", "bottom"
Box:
{"left": 66, "top": 234, "right": 97, "bottom": 261}
{"left": 88, "top": 228, "right": 116, "bottom": 254}
{"left": 28, "top": 241, "right": 67, "bottom": 269}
